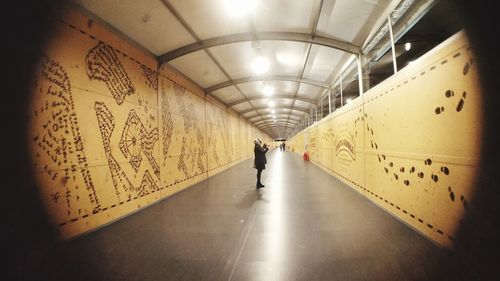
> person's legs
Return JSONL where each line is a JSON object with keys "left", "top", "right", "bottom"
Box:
{"left": 256, "top": 168, "right": 264, "bottom": 188}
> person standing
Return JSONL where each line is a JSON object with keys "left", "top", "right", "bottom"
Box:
{"left": 282, "top": 141, "right": 286, "bottom": 151}
{"left": 254, "top": 138, "right": 269, "bottom": 189}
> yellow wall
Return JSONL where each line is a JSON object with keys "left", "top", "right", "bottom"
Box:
{"left": 289, "top": 31, "right": 481, "bottom": 247}
{"left": 28, "top": 6, "right": 270, "bottom": 239}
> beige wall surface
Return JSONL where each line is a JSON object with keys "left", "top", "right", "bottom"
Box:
{"left": 28, "top": 6, "right": 269, "bottom": 239}
{"left": 289, "top": 31, "right": 481, "bottom": 247}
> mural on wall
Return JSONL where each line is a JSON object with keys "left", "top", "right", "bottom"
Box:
{"left": 119, "top": 109, "right": 160, "bottom": 179}
{"left": 141, "top": 65, "right": 158, "bottom": 92}
{"left": 172, "top": 82, "right": 206, "bottom": 177}
{"left": 159, "top": 77, "right": 207, "bottom": 184}
{"left": 334, "top": 120, "right": 357, "bottom": 165}
{"left": 28, "top": 6, "right": 268, "bottom": 238}
{"left": 86, "top": 42, "right": 135, "bottom": 105}
{"left": 290, "top": 32, "right": 480, "bottom": 246}
{"left": 95, "top": 102, "right": 159, "bottom": 200}
{"left": 30, "top": 54, "right": 101, "bottom": 222}
{"left": 160, "top": 80, "right": 174, "bottom": 163}
{"left": 207, "top": 106, "right": 228, "bottom": 168}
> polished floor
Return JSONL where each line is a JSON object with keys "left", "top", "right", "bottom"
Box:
{"left": 61, "top": 149, "right": 466, "bottom": 281}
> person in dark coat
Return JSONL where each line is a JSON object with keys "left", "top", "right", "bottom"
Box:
{"left": 254, "top": 138, "right": 269, "bottom": 188}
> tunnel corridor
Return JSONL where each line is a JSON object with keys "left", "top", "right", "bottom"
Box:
{"left": 5, "top": 1, "right": 500, "bottom": 281}
{"left": 57, "top": 149, "right": 460, "bottom": 281}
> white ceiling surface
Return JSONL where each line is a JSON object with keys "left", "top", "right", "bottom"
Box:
{"left": 169, "top": 50, "right": 228, "bottom": 88}
{"left": 74, "top": 0, "right": 392, "bottom": 138}
{"left": 211, "top": 86, "right": 245, "bottom": 104}
{"left": 74, "top": 0, "right": 195, "bottom": 55}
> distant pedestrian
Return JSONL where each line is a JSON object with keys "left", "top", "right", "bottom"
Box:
{"left": 282, "top": 141, "right": 286, "bottom": 151}
{"left": 253, "top": 138, "right": 269, "bottom": 189}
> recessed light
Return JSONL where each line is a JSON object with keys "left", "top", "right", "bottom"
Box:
{"left": 263, "top": 85, "right": 274, "bottom": 96}
{"left": 251, "top": 56, "right": 269, "bottom": 74}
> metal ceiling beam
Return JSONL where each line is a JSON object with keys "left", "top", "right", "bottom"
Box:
{"left": 238, "top": 106, "right": 309, "bottom": 115}
{"left": 159, "top": 32, "right": 360, "bottom": 63}
{"left": 255, "top": 118, "right": 298, "bottom": 125}
{"left": 245, "top": 108, "right": 304, "bottom": 119}
{"left": 228, "top": 95, "right": 315, "bottom": 107}
{"left": 257, "top": 123, "right": 298, "bottom": 129}
{"left": 258, "top": 124, "right": 296, "bottom": 130}
{"left": 205, "top": 75, "right": 330, "bottom": 93}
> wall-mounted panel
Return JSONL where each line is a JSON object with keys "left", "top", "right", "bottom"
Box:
{"left": 289, "top": 31, "right": 481, "bottom": 247}
{"left": 28, "top": 5, "right": 269, "bottom": 239}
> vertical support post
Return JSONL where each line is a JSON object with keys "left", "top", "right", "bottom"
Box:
{"left": 328, "top": 89, "right": 331, "bottom": 114}
{"left": 357, "top": 54, "right": 364, "bottom": 96}
{"left": 388, "top": 15, "right": 398, "bottom": 73}
{"left": 320, "top": 97, "right": 323, "bottom": 119}
{"left": 340, "top": 73, "right": 344, "bottom": 106}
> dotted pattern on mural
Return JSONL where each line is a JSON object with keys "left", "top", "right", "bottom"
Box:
{"left": 31, "top": 54, "right": 101, "bottom": 221}
{"left": 314, "top": 47, "right": 475, "bottom": 242}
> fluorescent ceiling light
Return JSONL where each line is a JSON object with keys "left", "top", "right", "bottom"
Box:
{"left": 268, "top": 100, "right": 275, "bottom": 107}
{"left": 405, "top": 42, "right": 411, "bottom": 51}
{"left": 224, "top": 0, "right": 258, "bottom": 17}
{"left": 251, "top": 56, "right": 270, "bottom": 74}
{"left": 263, "top": 85, "right": 275, "bottom": 96}
{"left": 271, "top": 109, "right": 275, "bottom": 114}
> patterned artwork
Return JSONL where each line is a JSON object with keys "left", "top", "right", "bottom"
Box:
{"left": 86, "top": 42, "right": 135, "bottom": 105}
{"left": 95, "top": 102, "right": 159, "bottom": 201}
{"left": 29, "top": 8, "right": 263, "bottom": 238}
{"left": 141, "top": 65, "right": 158, "bottom": 91}
{"left": 119, "top": 109, "right": 160, "bottom": 178}
{"left": 293, "top": 33, "right": 480, "bottom": 246}
{"left": 160, "top": 82, "right": 174, "bottom": 162}
{"left": 160, "top": 78, "right": 207, "bottom": 180}
{"left": 31, "top": 54, "right": 100, "bottom": 218}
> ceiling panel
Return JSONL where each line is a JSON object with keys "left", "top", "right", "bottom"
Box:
{"left": 251, "top": 98, "right": 274, "bottom": 108}
{"left": 258, "top": 108, "right": 291, "bottom": 115}
{"left": 169, "top": 0, "right": 252, "bottom": 39}
{"left": 169, "top": 50, "right": 228, "bottom": 88}
{"left": 297, "top": 83, "right": 323, "bottom": 99}
{"left": 211, "top": 86, "right": 245, "bottom": 104}
{"left": 74, "top": 0, "right": 195, "bottom": 55}
{"left": 257, "top": 108, "right": 282, "bottom": 116}
{"left": 238, "top": 80, "right": 299, "bottom": 98}
{"left": 209, "top": 41, "right": 308, "bottom": 80}
{"left": 249, "top": 115, "right": 263, "bottom": 122}
{"left": 294, "top": 100, "right": 312, "bottom": 109}
{"left": 260, "top": 113, "right": 289, "bottom": 119}
{"left": 252, "top": 0, "right": 319, "bottom": 33}
{"left": 316, "top": 0, "right": 389, "bottom": 45}
{"left": 274, "top": 99, "right": 294, "bottom": 107}
{"left": 232, "top": 102, "right": 253, "bottom": 112}
{"left": 292, "top": 109, "right": 307, "bottom": 116}
{"left": 242, "top": 111, "right": 259, "bottom": 119}
{"left": 303, "top": 45, "right": 344, "bottom": 82}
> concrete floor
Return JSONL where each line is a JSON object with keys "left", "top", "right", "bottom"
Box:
{"left": 60, "top": 149, "right": 466, "bottom": 281}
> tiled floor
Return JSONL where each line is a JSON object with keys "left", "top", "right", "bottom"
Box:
{"left": 60, "top": 149, "right": 467, "bottom": 280}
